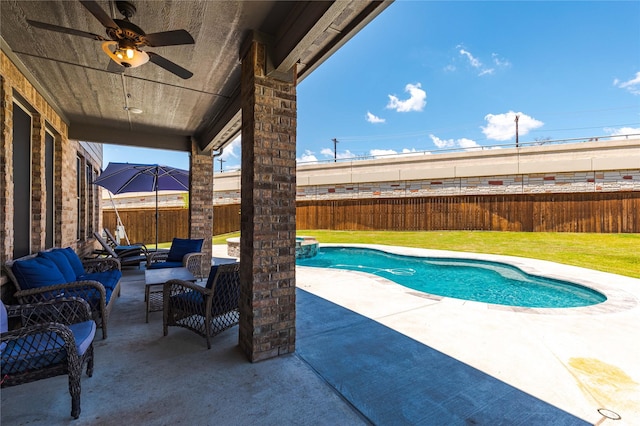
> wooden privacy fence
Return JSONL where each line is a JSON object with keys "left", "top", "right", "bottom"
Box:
{"left": 103, "top": 205, "right": 241, "bottom": 245}
{"left": 104, "top": 191, "right": 639, "bottom": 240}
{"left": 297, "top": 192, "right": 640, "bottom": 233}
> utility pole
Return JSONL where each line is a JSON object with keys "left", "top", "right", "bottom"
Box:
{"left": 332, "top": 138, "right": 338, "bottom": 162}
{"left": 514, "top": 115, "right": 520, "bottom": 148}
{"left": 218, "top": 157, "right": 225, "bottom": 173}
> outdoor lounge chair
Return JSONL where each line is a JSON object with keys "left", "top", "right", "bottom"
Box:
{"left": 147, "top": 238, "right": 206, "bottom": 279}
{"left": 1, "top": 297, "right": 96, "bottom": 419}
{"left": 92, "top": 232, "right": 149, "bottom": 268}
{"left": 103, "top": 227, "right": 147, "bottom": 253}
{"left": 163, "top": 262, "right": 240, "bottom": 349}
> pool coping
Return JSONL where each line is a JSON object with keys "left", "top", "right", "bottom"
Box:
{"left": 315, "top": 243, "right": 639, "bottom": 316}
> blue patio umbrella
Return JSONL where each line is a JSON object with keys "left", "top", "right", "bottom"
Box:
{"left": 93, "top": 162, "right": 189, "bottom": 248}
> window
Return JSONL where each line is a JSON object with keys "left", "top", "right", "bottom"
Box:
{"left": 76, "top": 156, "right": 85, "bottom": 240}
{"left": 12, "top": 101, "right": 32, "bottom": 257}
{"left": 45, "top": 129, "right": 55, "bottom": 248}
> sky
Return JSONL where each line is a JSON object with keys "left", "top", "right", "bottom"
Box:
{"left": 103, "top": 0, "right": 640, "bottom": 173}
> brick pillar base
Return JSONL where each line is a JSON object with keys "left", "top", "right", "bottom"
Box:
{"left": 239, "top": 39, "right": 297, "bottom": 362}
{"left": 189, "top": 141, "right": 214, "bottom": 271}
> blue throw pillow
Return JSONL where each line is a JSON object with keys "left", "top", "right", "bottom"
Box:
{"left": 56, "top": 248, "right": 85, "bottom": 277}
{"left": 167, "top": 238, "right": 203, "bottom": 262}
{"left": 0, "top": 300, "right": 7, "bottom": 351}
{"left": 38, "top": 250, "right": 77, "bottom": 282}
{"left": 11, "top": 257, "right": 67, "bottom": 290}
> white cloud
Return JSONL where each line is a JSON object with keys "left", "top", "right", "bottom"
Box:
{"left": 297, "top": 149, "right": 319, "bottom": 163}
{"left": 220, "top": 135, "right": 241, "bottom": 161}
{"left": 458, "top": 138, "right": 481, "bottom": 150}
{"left": 492, "top": 53, "right": 511, "bottom": 68}
{"left": 429, "top": 134, "right": 456, "bottom": 149}
{"left": 456, "top": 46, "right": 510, "bottom": 76}
{"left": 605, "top": 126, "right": 640, "bottom": 140}
{"left": 366, "top": 112, "right": 385, "bottom": 123}
{"left": 429, "top": 134, "right": 480, "bottom": 151}
{"left": 320, "top": 148, "right": 355, "bottom": 160}
{"left": 386, "top": 83, "right": 427, "bottom": 112}
{"left": 481, "top": 111, "right": 544, "bottom": 141}
{"left": 614, "top": 71, "right": 640, "bottom": 95}
{"left": 443, "top": 64, "right": 456, "bottom": 72}
{"left": 370, "top": 149, "right": 397, "bottom": 157}
{"left": 459, "top": 48, "right": 482, "bottom": 68}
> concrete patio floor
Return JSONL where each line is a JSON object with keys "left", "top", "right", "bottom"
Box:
{"left": 2, "top": 244, "right": 639, "bottom": 425}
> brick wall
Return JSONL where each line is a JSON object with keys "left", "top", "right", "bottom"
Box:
{"left": 0, "top": 51, "right": 100, "bottom": 295}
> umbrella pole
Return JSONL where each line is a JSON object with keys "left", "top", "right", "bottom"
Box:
{"left": 155, "top": 187, "right": 159, "bottom": 250}
{"left": 109, "top": 191, "right": 131, "bottom": 245}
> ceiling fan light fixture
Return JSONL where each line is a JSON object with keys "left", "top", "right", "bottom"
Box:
{"left": 101, "top": 41, "right": 149, "bottom": 68}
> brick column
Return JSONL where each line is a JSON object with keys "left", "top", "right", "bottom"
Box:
{"left": 239, "top": 39, "right": 297, "bottom": 362}
{"left": 0, "top": 75, "right": 13, "bottom": 267}
{"left": 189, "top": 141, "right": 214, "bottom": 272}
{"left": 30, "top": 113, "right": 45, "bottom": 251}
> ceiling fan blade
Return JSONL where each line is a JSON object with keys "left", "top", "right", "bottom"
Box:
{"left": 27, "top": 19, "right": 104, "bottom": 40}
{"left": 79, "top": 0, "right": 119, "bottom": 29}
{"left": 147, "top": 52, "right": 193, "bottom": 79}
{"left": 143, "top": 30, "right": 195, "bottom": 47}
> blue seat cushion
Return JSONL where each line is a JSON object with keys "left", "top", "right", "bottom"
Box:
{"left": 78, "top": 270, "right": 122, "bottom": 291}
{"left": 147, "top": 261, "right": 183, "bottom": 269}
{"left": 1, "top": 320, "right": 95, "bottom": 374}
{"left": 56, "top": 247, "right": 86, "bottom": 277}
{"left": 11, "top": 257, "right": 67, "bottom": 290}
{"left": 84, "top": 287, "right": 114, "bottom": 306}
{"left": 68, "top": 320, "right": 96, "bottom": 356}
{"left": 167, "top": 238, "right": 203, "bottom": 262}
{"left": 38, "top": 250, "right": 76, "bottom": 282}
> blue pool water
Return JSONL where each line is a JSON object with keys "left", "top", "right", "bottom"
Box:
{"left": 296, "top": 247, "right": 606, "bottom": 308}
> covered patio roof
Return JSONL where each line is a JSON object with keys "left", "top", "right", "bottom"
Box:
{"left": 0, "top": 0, "right": 391, "bottom": 152}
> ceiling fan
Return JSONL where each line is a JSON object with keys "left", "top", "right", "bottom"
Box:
{"left": 26, "top": 0, "right": 194, "bottom": 79}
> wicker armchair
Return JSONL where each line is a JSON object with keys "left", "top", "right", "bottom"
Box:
{"left": 147, "top": 238, "right": 206, "bottom": 280}
{"left": 1, "top": 298, "right": 96, "bottom": 419}
{"left": 163, "top": 262, "right": 240, "bottom": 349}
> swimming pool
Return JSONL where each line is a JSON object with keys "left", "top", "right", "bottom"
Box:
{"left": 296, "top": 246, "right": 607, "bottom": 308}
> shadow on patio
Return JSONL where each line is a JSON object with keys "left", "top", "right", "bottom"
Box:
{"left": 2, "top": 266, "right": 588, "bottom": 425}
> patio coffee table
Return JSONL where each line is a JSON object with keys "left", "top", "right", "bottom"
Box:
{"left": 144, "top": 267, "right": 195, "bottom": 323}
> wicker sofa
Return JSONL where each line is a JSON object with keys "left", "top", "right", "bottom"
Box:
{"left": 4, "top": 247, "right": 122, "bottom": 339}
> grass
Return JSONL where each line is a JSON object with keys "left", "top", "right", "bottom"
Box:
{"left": 214, "top": 230, "right": 640, "bottom": 279}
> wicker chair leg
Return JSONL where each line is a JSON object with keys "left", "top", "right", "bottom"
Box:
{"left": 205, "top": 315, "right": 212, "bottom": 350}
{"left": 86, "top": 346, "right": 95, "bottom": 377}
{"left": 68, "top": 366, "right": 82, "bottom": 419}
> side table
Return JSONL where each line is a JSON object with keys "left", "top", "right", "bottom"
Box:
{"left": 144, "top": 267, "right": 195, "bottom": 323}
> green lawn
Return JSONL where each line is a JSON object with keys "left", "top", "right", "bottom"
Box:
{"left": 215, "top": 230, "right": 640, "bottom": 279}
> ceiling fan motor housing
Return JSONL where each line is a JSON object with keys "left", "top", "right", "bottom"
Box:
{"left": 115, "top": 1, "right": 137, "bottom": 19}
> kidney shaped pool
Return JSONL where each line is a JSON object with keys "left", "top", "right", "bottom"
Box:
{"left": 296, "top": 246, "right": 606, "bottom": 308}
